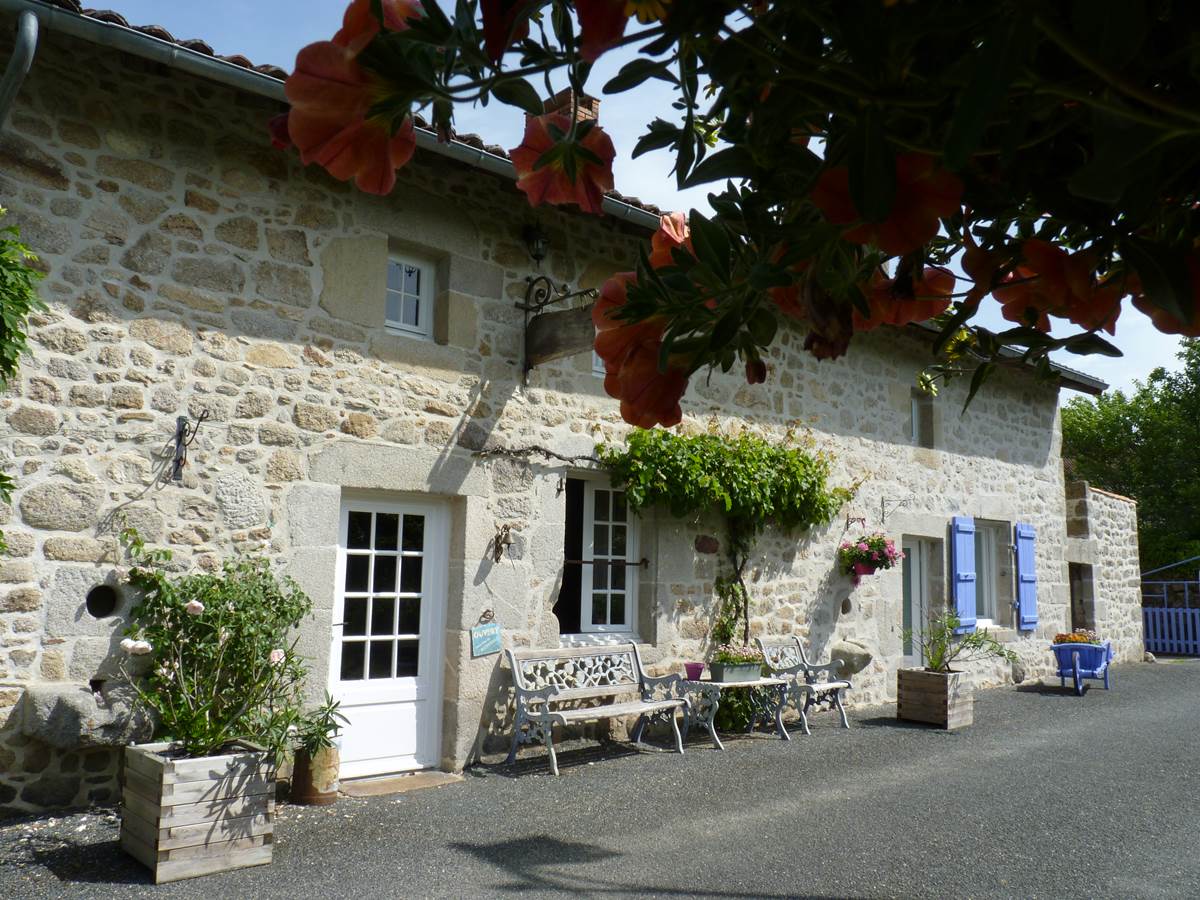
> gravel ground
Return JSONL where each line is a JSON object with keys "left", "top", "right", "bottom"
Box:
{"left": 2, "top": 660, "right": 1198, "bottom": 899}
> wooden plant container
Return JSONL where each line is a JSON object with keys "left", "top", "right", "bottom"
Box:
{"left": 897, "top": 668, "right": 973, "bottom": 730}
{"left": 120, "top": 741, "right": 275, "bottom": 883}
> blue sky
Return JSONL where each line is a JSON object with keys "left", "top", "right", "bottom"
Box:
{"left": 100, "top": 0, "right": 1184, "bottom": 396}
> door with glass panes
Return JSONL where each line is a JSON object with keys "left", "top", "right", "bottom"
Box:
{"left": 330, "top": 499, "right": 447, "bottom": 778}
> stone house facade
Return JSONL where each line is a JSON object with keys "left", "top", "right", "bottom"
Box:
{"left": 0, "top": 6, "right": 1143, "bottom": 814}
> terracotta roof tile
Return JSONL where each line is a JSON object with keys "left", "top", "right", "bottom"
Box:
{"left": 35, "top": 1, "right": 665, "bottom": 218}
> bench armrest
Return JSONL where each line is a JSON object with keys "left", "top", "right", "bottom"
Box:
{"left": 805, "top": 659, "right": 848, "bottom": 685}
{"left": 514, "top": 683, "right": 560, "bottom": 711}
{"left": 641, "top": 673, "right": 692, "bottom": 712}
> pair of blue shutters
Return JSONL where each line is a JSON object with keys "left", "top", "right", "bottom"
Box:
{"left": 950, "top": 516, "right": 1038, "bottom": 633}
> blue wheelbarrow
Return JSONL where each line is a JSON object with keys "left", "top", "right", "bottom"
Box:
{"left": 1050, "top": 640, "right": 1112, "bottom": 695}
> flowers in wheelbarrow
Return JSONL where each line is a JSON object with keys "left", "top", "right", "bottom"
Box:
{"left": 838, "top": 533, "right": 903, "bottom": 585}
{"left": 1053, "top": 629, "right": 1101, "bottom": 644}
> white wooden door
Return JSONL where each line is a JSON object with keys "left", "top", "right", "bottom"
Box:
{"left": 330, "top": 499, "right": 447, "bottom": 778}
{"left": 902, "top": 540, "right": 931, "bottom": 667}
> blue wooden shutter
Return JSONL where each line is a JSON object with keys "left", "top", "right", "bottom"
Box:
{"left": 951, "top": 516, "right": 976, "bottom": 633}
{"left": 1014, "top": 522, "right": 1038, "bottom": 631}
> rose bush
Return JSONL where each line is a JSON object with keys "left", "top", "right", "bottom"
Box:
{"left": 119, "top": 531, "right": 313, "bottom": 758}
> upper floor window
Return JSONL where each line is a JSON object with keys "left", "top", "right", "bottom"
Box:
{"left": 911, "top": 388, "right": 935, "bottom": 448}
{"left": 386, "top": 256, "right": 433, "bottom": 339}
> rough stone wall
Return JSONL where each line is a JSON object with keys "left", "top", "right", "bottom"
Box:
{"left": 1065, "top": 482, "right": 1143, "bottom": 662}
{"left": 0, "top": 29, "right": 1142, "bottom": 814}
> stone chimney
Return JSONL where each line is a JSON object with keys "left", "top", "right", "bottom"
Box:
{"left": 542, "top": 87, "right": 600, "bottom": 123}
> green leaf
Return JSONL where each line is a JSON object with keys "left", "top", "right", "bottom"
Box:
{"left": 633, "top": 119, "right": 681, "bottom": 159}
{"left": 1121, "top": 237, "right": 1194, "bottom": 325}
{"left": 847, "top": 107, "right": 895, "bottom": 224}
{"left": 683, "top": 146, "right": 756, "bottom": 187}
{"left": 963, "top": 362, "right": 995, "bottom": 411}
{"left": 747, "top": 307, "right": 778, "bottom": 346}
{"left": 1063, "top": 332, "right": 1123, "bottom": 357}
{"left": 1068, "top": 117, "right": 1162, "bottom": 204}
{"left": 943, "top": 19, "right": 1021, "bottom": 171}
{"left": 688, "top": 209, "right": 732, "bottom": 281}
{"left": 490, "top": 78, "right": 544, "bottom": 116}
{"left": 602, "top": 58, "right": 675, "bottom": 94}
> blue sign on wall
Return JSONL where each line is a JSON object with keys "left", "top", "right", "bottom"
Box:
{"left": 470, "top": 621, "right": 502, "bottom": 658}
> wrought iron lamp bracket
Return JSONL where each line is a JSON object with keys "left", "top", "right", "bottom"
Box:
{"left": 516, "top": 274, "right": 599, "bottom": 382}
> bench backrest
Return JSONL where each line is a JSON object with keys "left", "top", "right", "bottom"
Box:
{"left": 758, "top": 636, "right": 806, "bottom": 672}
{"left": 507, "top": 643, "right": 646, "bottom": 702}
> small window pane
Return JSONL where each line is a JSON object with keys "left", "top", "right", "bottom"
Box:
{"left": 402, "top": 295, "right": 419, "bottom": 327}
{"left": 591, "top": 593, "right": 608, "bottom": 625}
{"left": 398, "top": 598, "right": 421, "bottom": 634}
{"left": 386, "top": 291, "right": 402, "bottom": 324}
{"left": 402, "top": 515, "right": 424, "bottom": 551}
{"left": 369, "top": 640, "right": 394, "bottom": 679}
{"left": 594, "top": 490, "right": 609, "bottom": 521}
{"left": 593, "top": 524, "right": 609, "bottom": 557}
{"left": 612, "top": 525, "right": 627, "bottom": 556}
{"left": 344, "top": 598, "right": 367, "bottom": 636}
{"left": 612, "top": 564, "right": 625, "bottom": 591}
{"left": 340, "top": 642, "right": 365, "bottom": 680}
{"left": 373, "top": 555, "right": 397, "bottom": 594}
{"left": 375, "top": 514, "right": 399, "bottom": 550}
{"left": 400, "top": 556, "right": 423, "bottom": 594}
{"left": 403, "top": 263, "right": 421, "bottom": 295}
{"left": 610, "top": 593, "right": 626, "bottom": 626}
{"left": 396, "top": 641, "right": 419, "bottom": 677}
{"left": 612, "top": 493, "right": 627, "bottom": 521}
{"left": 347, "top": 512, "right": 372, "bottom": 549}
{"left": 387, "top": 261, "right": 404, "bottom": 290}
{"left": 345, "top": 555, "right": 369, "bottom": 593}
{"left": 371, "top": 597, "right": 395, "bottom": 636}
{"left": 593, "top": 562, "right": 608, "bottom": 590}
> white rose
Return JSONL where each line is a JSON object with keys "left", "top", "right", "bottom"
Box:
{"left": 119, "top": 638, "right": 137, "bottom": 654}
{"left": 130, "top": 640, "right": 153, "bottom": 656}
{"left": 184, "top": 600, "right": 205, "bottom": 616}
{"left": 269, "top": 648, "right": 285, "bottom": 666}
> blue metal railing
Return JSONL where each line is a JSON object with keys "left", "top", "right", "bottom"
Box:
{"left": 1142, "top": 580, "right": 1200, "bottom": 656}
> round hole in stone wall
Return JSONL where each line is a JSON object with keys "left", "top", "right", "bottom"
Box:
{"left": 85, "top": 584, "right": 119, "bottom": 619}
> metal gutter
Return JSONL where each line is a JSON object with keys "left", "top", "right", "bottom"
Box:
{"left": 0, "top": 9, "right": 37, "bottom": 129}
{"left": 0, "top": 0, "right": 662, "bottom": 230}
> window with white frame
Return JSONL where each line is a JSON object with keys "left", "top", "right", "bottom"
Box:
{"left": 553, "top": 477, "right": 640, "bottom": 637}
{"left": 973, "top": 520, "right": 1013, "bottom": 627}
{"left": 385, "top": 256, "right": 433, "bottom": 339}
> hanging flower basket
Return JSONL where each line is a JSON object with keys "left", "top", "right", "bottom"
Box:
{"left": 839, "top": 534, "right": 903, "bottom": 586}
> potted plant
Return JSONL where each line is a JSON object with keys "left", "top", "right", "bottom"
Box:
{"left": 291, "top": 693, "right": 348, "bottom": 806}
{"left": 898, "top": 611, "right": 1016, "bottom": 729}
{"left": 839, "top": 533, "right": 904, "bottom": 585}
{"left": 117, "top": 531, "right": 311, "bottom": 884}
{"left": 709, "top": 644, "right": 765, "bottom": 682}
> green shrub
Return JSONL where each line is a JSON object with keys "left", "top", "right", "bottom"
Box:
{"left": 120, "top": 531, "right": 313, "bottom": 758}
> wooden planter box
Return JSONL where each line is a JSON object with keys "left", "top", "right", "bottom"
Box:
{"left": 120, "top": 741, "right": 275, "bottom": 883}
{"left": 897, "top": 668, "right": 973, "bottom": 730}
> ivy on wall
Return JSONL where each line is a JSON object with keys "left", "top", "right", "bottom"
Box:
{"left": 0, "top": 210, "right": 46, "bottom": 549}
{"left": 598, "top": 426, "right": 854, "bottom": 644}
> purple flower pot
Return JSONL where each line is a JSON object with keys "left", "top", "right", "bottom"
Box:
{"left": 684, "top": 662, "right": 704, "bottom": 681}
{"left": 851, "top": 561, "right": 877, "bottom": 586}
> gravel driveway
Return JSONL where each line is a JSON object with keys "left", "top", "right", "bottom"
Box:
{"left": 2, "top": 660, "right": 1198, "bottom": 899}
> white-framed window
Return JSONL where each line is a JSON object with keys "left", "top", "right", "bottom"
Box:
{"left": 385, "top": 256, "right": 434, "bottom": 339}
{"left": 974, "top": 520, "right": 1012, "bottom": 627}
{"left": 553, "top": 477, "right": 640, "bottom": 640}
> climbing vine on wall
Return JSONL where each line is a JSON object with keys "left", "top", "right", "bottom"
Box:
{"left": 598, "top": 425, "right": 853, "bottom": 644}
{"left": 0, "top": 210, "right": 46, "bottom": 549}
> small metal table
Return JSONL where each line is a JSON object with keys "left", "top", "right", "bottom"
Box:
{"left": 684, "top": 676, "right": 790, "bottom": 750}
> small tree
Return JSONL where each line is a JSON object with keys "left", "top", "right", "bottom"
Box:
{"left": 598, "top": 425, "right": 852, "bottom": 644}
{"left": 905, "top": 611, "right": 1016, "bottom": 674}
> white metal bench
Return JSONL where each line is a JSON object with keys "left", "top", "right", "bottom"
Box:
{"left": 505, "top": 643, "right": 689, "bottom": 775}
{"left": 757, "top": 636, "right": 852, "bottom": 733}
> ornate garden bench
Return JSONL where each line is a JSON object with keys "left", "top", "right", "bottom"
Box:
{"left": 505, "top": 643, "right": 690, "bottom": 775}
{"left": 756, "top": 636, "right": 852, "bottom": 733}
